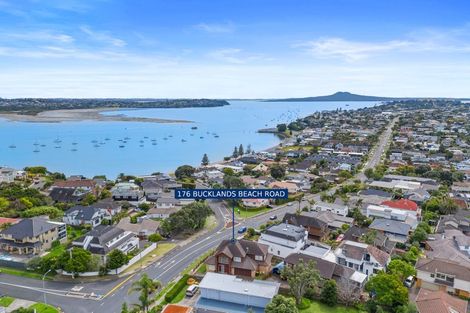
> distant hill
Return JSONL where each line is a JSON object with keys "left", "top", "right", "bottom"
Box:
{"left": 266, "top": 91, "right": 395, "bottom": 102}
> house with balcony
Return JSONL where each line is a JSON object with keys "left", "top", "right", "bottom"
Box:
{"left": 72, "top": 225, "right": 139, "bottom": 263}
{"left": 257, "top": 223, "right": 307, "bottom": 258}
{"left": 334, "top": 240, "right": 391, "bottom": 277}
{"left": 283, "top": 212, "right": 330, "bottom": 241}
{"left": 313, "top": 201, "right": 349, "bottom": 217}
{"left": 416, "top": 257, "right": 470, "bottom": 298}
{"left": 205, "top": 239, "right": 272, "bottom": 278}
{"left": 0, "top": 218, "right": 67, "bottom": 255}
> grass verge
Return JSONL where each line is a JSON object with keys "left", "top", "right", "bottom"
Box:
{"left": 0, "top": 296, "right": 14, "bottom": 307}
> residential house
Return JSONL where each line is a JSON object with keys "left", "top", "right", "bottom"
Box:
{"left": 309, "top": 211, "right": 354, "bottom": 230}
{"left": 283, "top": 212, "right": 330, "bottom": 241}
{"left": 252, "top": 163, "right": 269, "bottom": 174}
{"left": 425, "top": 229, "right": 470, "bottom": 267}
{"left": 284, "top": 252, "right": 367, "bottom": 291}
{"left": 72, "top": 225, "right": 139, "bottom": 263}
{"left": 117, "top": 217, "right": 160, "bottom": 239}
{"left": 416, "top": 258, "right": 470, "bottom": 298}
{"left": 368, "top": 219, "right": 411, "bottom": 243}
{"left": 334, "top": 240, "right": 391, "bottom": 277}
{"left": 436, "top": 212, "right": 470, "bottom": 235}
{"left": 49, "top": 187, "right": 87, "bottom": 203}
{"left": 63, "top": 205, "right": 109, "bottom": 228}
{"left": 404, "top": 189, "right": 431, "bottom": 204}
{"left": 242, "top": 198, "right": 269, "bottom": 208}
{"left": 415, "top": 289, "right": 468, "bottom": 313}
{"left": 257, "top": 223, "right": 307, "bottom": 258}
{"left": 0, "top": 167, "right": 17, "bottom": 183}
{"left": 49, "top": 179, "right": 97, "bottom": 202}
{"left": 111, "top": 182, "right": 144, "bottom": 201}
{"left": 195, "top": 272, "right": 280, "bottom": 313}
{"left": 146, "top": 207, "right": 179, "bottom": 219}
{"left": 313, "top": 201, "right": 349, "bottom": 217}
{"left": 141, "top": 180, "right": 162, "bottom": 202}
{"left": 343, "top": 226, "right": 396, "bottom": 254}
{"left": 0, "top": 218, "right": 67, "bottom": 255}
{"left": 156, "top": 196, "right": 180, "bottom": 209}
{"left": 205, "top": 239, "right": 272, "bottom": 278}
{"left": 268, "top": 181, "right": 299, "bottom": 194}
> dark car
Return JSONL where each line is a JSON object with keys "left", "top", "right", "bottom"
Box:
{"left": 238, "top": 226, "right": 247, "bottom": 234}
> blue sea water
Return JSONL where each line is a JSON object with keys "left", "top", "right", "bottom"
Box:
{"left": 0, "top": 100, "right": 377, "bottom": 178}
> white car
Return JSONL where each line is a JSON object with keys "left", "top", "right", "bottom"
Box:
{"left": 404, "top": 276, "right": 415, "bottom": 288}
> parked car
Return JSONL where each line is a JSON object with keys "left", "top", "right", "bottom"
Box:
{"left": 269, "top": 215, "right": 278, "bottom": 220}
{"left": 238, "top": 226, "right": 247, "bottom": 234}
{"left": 404, "top": 275, "right": 415, "bottom": 288}
{"left": 186, "top": 284, "right": 199, "bottom": 297}
{"left": 287, "top": 202, "right": 294, "bottom": 206}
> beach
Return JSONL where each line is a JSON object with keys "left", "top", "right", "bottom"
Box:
{"left": 0, "top": 108, "right": 192, "bottom": 123}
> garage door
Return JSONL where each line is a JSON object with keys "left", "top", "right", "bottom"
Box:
{"left": 234, "top": 268, "right": 252, "bottom": 277}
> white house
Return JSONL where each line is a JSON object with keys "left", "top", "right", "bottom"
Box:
{"left": 196, "top": 272, "right": 280, "bottom": 313}
{"left": 313, "top": 201, "right": 349, "bottom": 217}
{"left": 0, "top": 167, "right": 17, "bottom": 183}
{"left": 242, "top": 198, "right": 269, "bottom": 208}
{"left": 258, "top": 223, "right": 307, "bottom": 258}
{"left": 416, "top": 258, "right": 470, "bottom": 298}
{"left": 334, "top": 240, "right": 391, "bottom": 277}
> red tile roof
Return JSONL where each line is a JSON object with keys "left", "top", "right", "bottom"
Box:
{"left": 381, "top": 199, "right": 418, "bottom": 211}
{"left": 0, "top": 217, "right": 20, "bottom": 225}
{"left": 161, "top": 304, "right": 193, "bottom": 313}
{"left": 416, "top": 289, "right": 468, "bottom": 313}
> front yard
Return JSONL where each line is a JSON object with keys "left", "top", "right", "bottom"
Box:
{"left": 122, "top": 242, "right": 177, "bottom": 274}
{"left": 0, "top": 296, "right": 14, "bottom": 307}
{"left": 235, "top": 206, "right": 271, "bottom": 218}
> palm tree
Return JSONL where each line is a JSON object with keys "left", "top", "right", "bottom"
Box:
{"left": 128, "top": 274, "right": 161, "bottom": 312}
{"left": 296, "top": 192, "right": 305, "bottom": 214}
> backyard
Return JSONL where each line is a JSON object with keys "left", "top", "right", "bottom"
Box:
{"left": 299, "top": 299, "right": 365, "bottom": 313}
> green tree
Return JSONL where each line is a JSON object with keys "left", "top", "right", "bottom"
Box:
{"left": 174, "top": 165, "right": 195, "bottom": 180}
{"left": 320, "top": 279, "right": 338, "bottom": 306}
{"left": 201, "top": 153, "right": 209, "bottom": 166}
{"left": 121, "top": 302, "right": 129, "bottom": 313}
{"left": 148, "top": 233, "right": 163, "bottom": 242}
{"left": 232, "top": 146, "right": 239, "bottom": 158}
{"left": 21, "top": 206, "right": 63, "bottom": 219}
{"left": 223, "top": 175, "right": 244, "bottom": 189}
{"left": 387, "top": 259, "right": 416, "bottom": 281}
{"left": 277, "top": 124, "right": 287, "bottom": 132}
{"left": 128, "top": 274, "right": 161, "bottom": 313}
{"left": 57, "top": 247, "right": 92, "bottom": 276}
{"left": 270, "top": 164, "right": 286, "bottom": 180}
{"left": 106, "top": 249, "right": 129, "bottom": 270}
{"left": 238, "top": 144, "right": 244, "bottom": 156}
{"left": 365, "top": 272, "right": 408, "bottom": 310}
{"left": 160, "top": 202, "right": 213, "bottom": 236}
{"left": 265, "top": 295, "right": 299, "bottom": 313}
{"left": 282, "top": 260, "right": 320, "bottom": 306}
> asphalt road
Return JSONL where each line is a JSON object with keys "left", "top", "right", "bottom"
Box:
{"left": 0, "top": 118, "right": 397, "bottom": 313}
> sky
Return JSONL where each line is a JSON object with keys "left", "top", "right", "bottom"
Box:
{"left": 1, "top": 0, "right": 470, "bottom": 98}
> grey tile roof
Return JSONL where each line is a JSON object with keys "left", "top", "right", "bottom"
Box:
{"left": 1, "top": 218, "right": 58, "bottom": 239}
{"left": 369, "top": 219, "right": 411, "bottom": 236}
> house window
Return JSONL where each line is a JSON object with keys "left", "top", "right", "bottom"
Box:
{"left": 430, "top": 273, "right": 435, "bottom": 278}
{"left": 233, "top": 257, "right": 241, "bottom": 263}
{"left": 348, "top": 262, "right": 353, "bottom": 268}
{"left": 218, "top": 256, "right": 229, "bottom": 264}
{"left": 255, "top": 255, "right": 263, "bottom": 261}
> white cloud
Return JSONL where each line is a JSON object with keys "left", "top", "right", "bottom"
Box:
{"left": 5, "top": 31, "right": 74, "bottom": 43}
{"left": 298, "top": 26, "right": 470, "bottom": 61}
{"left": 80, "top": 25, "right": 126, "bottom": 47}
{"left": 207, "top": 48, "right": 267, "bottom": 64}
{"left": 194, "top": 22, "right": 235, "bottom": 33}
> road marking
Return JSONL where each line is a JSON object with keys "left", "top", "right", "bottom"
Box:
{"left": 102, "top": 273, "right": 136, "bottom": 299}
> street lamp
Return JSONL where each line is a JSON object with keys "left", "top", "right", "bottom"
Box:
{"left": 42, "top": 269, "right": 52, "bottom": 305}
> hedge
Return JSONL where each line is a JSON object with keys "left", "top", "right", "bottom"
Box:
{"left": 164, "top": 274, "right": 190, "bottom": 303}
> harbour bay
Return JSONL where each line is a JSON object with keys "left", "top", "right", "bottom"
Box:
{"left": 0, "top": 100, "right": 377, "bottom": 178}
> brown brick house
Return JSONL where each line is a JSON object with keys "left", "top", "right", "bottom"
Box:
{"left": 283, "top": 212, "right": 330, "bottom": 241}
{"left": 205, "top": 239, "right": 272, "bottom": 278}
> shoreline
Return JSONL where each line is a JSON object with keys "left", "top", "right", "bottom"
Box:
{"left": 0, "top": 108, "right": 192, "bottom": 124}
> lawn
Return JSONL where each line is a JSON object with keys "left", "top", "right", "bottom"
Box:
{"left": 170, "top": 285, "right": 189, "bottom": 303}
{"left": 29, "top": 303, "right": 59, "bottom": 313}
{"left": 0, "top": 267, "right": 50, "bottom": 280}
{"left": 196, "top": 263, "right": 206, "bottom": 274}
{"left": 0, "top": 296, "right": 14, "bottom": 307}
{"left": 235, "top": 206, "right": 271, "bottom": 218}
{"left": 204, "top": 215, "right": 217, "bottom": 231}
{"left": 122, "top": 242, "right": 177, "bottom": 273}
{"left": 299, "top": 299, "right": 365, "bottom": 313}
